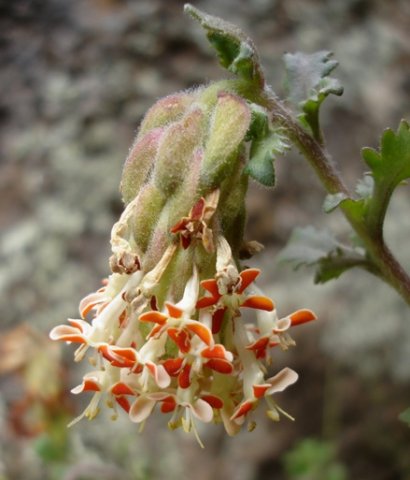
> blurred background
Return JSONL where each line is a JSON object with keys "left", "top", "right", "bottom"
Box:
{"left": 1, "top": 0, "right": 409, "bottom": 479}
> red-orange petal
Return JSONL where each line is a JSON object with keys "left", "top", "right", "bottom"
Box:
{"left": 58, "top": 334, "right": 86, "bottom": 344}
{"left": 167, "top": 328, "right": 190, "bottom": 353}
{"left": 99, "top": 345, "right": 137, "bottom": 368}
{"left": 211, "top": 307, "right": 226, "bottom": 334}
{"left": 178, "top": 363, "right": 191, "bottom": 389}
{"left": 205, "top": 358, "right": 233, "bottom": 374}
{"left": 133, "top": 364, "right": 143, "bottom": 374}
{"left": 82, "top": 379, "right": 101, "bottom": 392}
{"left": 290, "top": 309, "right": 317, "bottom": 326}
{"left": 200, "top": 279, "right": 220, "bottom": 297}
{"left": 139, "top": 311, "right": 168, "bottom": 325}
{"left": 231, "top": 399, "right": 255, "bottom": 421}
{"left": 253, "top": 384, "right": 270, "bottom": 399}
{"left": 170, "top": 218, "right": 187, "bottom": 234}
{"left": 246, "top": 337, "right": 269, "bottom": 359}
{"left": 246, "top": 336, "right": 269, "bottom": 352}
{"left": 237, "top": 268, "right": 261, "bottom": 294}
{"left": 111, "top": 382, "right": 135, "bottom": 396}
{"left": 147, "top": 324, "right": 163, "bottom": 338}
{"left": 186, "top": 322, "right": 213, "bottom": 346}
{"left": 162, "top": 357, "right": 184, "bottom": 376}
{"left": 241, "top": 295, "right": 274, "bottom": 311}
{"left": 201, "top": 394, "right": 223, "bottom": 409}
{"left": 165, "top": 302, "right": 183, "bottom": 319}
{"left": 160, "top": 397, "right": 177, "bottom": 413}
{"left": 196, "top": 296, "right": 218, "bottom": 309}
{"left": 116, "top": 396, "right": 131, "bottom": 413}
{"left": 201, "top": 344, "right": 227, "bottom": 360}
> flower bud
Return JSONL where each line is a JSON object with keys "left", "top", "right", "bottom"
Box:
{"left": 153, "top": 108, "right": 205, "bottom": 195}
{"left": 120, "top": 128, "right": 164, "bottom": 204}
{"left": 131, "top": 183, "right": 166, "bottom": 253}
{"left": 139, "top": 92, "right": 194, "bottom": 135}
{"left": 200, "top": 92, "right": 251, "bottom": 190}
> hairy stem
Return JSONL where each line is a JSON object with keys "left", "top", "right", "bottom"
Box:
{"left": 258, "top": 89, "right": 410, "bottom": 306}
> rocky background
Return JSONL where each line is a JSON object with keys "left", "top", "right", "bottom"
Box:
{"left": 0, "top": 0, "right": 409, "bottom": 479}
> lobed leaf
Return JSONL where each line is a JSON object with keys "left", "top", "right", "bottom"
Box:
{"left": 245, "top": 130, "right": 289, "bottom": 187}
{"left": 328, "top": 120, "right": 410, "bottom": 232}
{"left": 284, "top": 51, "right": 343, "bottom": 140}
{"left": 362, "top": 120, "right": 410, "bottom": 189}
{"left": 278, "top": 226, "right": 367, "bottom": 284}
{"left": 185, "top": 4, "right": 264, "bottom": 86}
{"left": 243, "top": 105, "right": 289, "bottom": 187}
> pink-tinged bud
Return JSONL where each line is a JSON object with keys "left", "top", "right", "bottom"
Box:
{"left": 201, "top": 92, "right": 251, "bottom": 189}
{"left": 120, "top": 128, "right": 164, "bottom": 204}
{"left": 139, "top": 92, "right": 195, "bottom": 135}
{"left": 153, "top": 108, "right": 205, "bottom": 195}
{"left": 131, "top": 183, "right": 166, "bottom": 252}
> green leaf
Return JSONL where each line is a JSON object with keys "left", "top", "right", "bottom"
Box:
{"left": 284, "top": 51, "right": 343, "bottom": 141}
{"left": 185, "top": 4, "right": 264, "bottom": 85}
{"left": 278, "top": 226, "right": 367, "bottom": 284}
{"left": 399, "top": 407, "right": 410, "bottom": 426}
{"left": 362, "top": 120, "right": 410, "bottom": 193}
{"left": 361, "top": 120, "right": 410, "bottom": 232}
{"left": 363, "top": 120, "right": 410, "bottom": 184}
{"left": 245, "top": 103, "right": 269, "bottom": 140}
{"left": 244, "top": 127, "right": 289, "bottom": 187}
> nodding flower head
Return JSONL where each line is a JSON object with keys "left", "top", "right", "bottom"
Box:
{"left": 50, "top": 83, "right": 316, "bottom": 445}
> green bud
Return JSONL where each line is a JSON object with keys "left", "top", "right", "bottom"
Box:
{"left": 139, "top": 92, "right": 194, "bottom": 135}
{"left": 131, "top": 183, "right": 166, "bottom": 253}
{"left": 195, "top": 80, "right": 237, "bottom": 111}
{"left": 153, "top": 108, "right": 205, "bottom": 195}
{"left": 200, "top": 92, "right": 251, "bottom": 190}
{"left": 219, "top": 156, "right": 248, "bottom": 254}
{"left": 120, "top": 128, "right": 164, "bottom": 204}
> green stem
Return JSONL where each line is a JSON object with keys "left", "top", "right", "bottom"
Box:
{"left": 258, "top": 89, "right": 410, "bottom": 306}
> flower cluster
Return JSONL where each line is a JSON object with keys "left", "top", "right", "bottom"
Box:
{"left": 50, "top": 84, "right": 316, "bottom": 443}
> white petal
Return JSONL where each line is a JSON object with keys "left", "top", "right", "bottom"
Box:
{"left": 79, "top": 292, "right": 108, "bottom": 317}
{"left": 273, "top": 317, "right": 291, "bottom": 333}
{"left": 147, "top": 392, "right": 174, "bottom": 401}
{"left": 176, "top": 267, "right": 199, "bottom": 314}
{"left": 146, "top": 361, "right": 171, "bottom": 389}
{"left": 256, "top": 309, "right": 278, "bottom": 336}
{"left": 266, "top": 367, "right": 298, "bottom": 395}
{"left": 220, "top": 408, "right": 241, "bottom": 436}
{"left": 129, "top": 396, "right": 156, "bottom": 423}
{"left": 189, "top": 398, "right": 213, "bottom": 423}
{"left": 49, "top": 324, "right": 84, "bottom": 341}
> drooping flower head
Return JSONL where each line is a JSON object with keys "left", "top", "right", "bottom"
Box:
{"left": 50, "top": 82, "right": 316, "bottom": 444}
